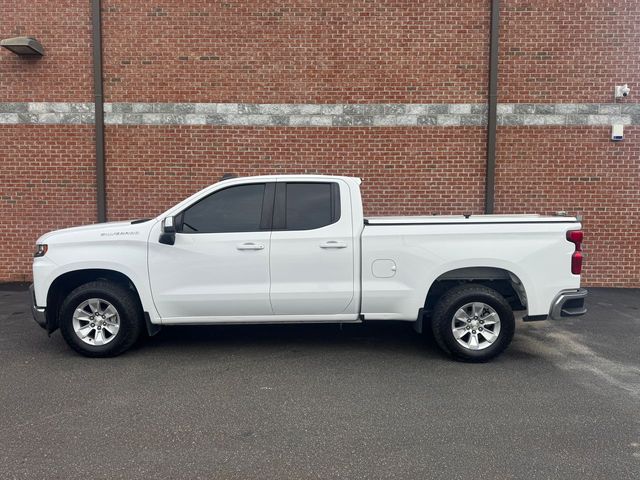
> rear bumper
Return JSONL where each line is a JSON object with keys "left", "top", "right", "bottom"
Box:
{"left": 29, "top": 284, "right": 47, "bottom": 329}
{"left": 549, "top": 288, "right": 588, "bottom": 320}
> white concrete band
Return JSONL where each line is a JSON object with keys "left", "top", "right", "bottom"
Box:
{"left": 0, "top": 102, "right": 638, "bottom": 126}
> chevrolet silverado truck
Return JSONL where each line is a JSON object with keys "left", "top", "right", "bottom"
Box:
{"left": 30, "top": 175, "right": 587, "bottom": 361}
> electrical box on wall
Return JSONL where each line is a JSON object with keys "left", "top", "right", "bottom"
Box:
{"left": 614, "top": 84, "right": 630, "bottom": 99}
{"left": 611, "top": 124, "right": 624, "bottom": 141}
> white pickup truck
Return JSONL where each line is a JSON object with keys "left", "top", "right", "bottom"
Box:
{"left": 30, "top": 175, "right": 587, "bottom": 361}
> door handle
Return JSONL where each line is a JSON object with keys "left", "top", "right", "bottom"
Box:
{"left": 236, "top": 242, "right": 265, "bottom": 251}
{"left": 320, "top": 241, "right": 347, "bottom": 249}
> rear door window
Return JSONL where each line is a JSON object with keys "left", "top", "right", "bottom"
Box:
{"left": 274, "top": 182, "right": 341, "bottom": 230}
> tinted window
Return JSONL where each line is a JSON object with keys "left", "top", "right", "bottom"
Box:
{"left": 285, "top": 183, "right": 339, "bottom": 230}
{"left": 181, "top": 184, "right": 265, "bottom": 233}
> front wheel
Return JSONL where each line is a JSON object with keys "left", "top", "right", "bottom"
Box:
{"left": 59, "top": 280, "right": 143, "bottom": 357}
{"left": 430, "top": 284, "right": 515, "bottom": 362}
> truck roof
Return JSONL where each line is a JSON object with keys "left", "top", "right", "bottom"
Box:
{"left": 218, "top": 174, "right": 361, "bottom": 184}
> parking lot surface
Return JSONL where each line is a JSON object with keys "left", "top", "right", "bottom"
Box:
{"left": 1, "top": 286, "right": 639, "bottom": 479}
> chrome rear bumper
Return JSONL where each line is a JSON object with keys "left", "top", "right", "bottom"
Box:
{"left": 550, "top": 288, "right": 588, "bottom": 320}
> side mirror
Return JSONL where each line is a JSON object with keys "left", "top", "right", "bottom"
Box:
{"left": 159, "top": 216, "right": 176, "bottom": 245}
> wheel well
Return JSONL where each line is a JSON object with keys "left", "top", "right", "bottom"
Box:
{"left": 46, "top": 269, "right": 142, "bottom": 332}
{"left": 423, "top": 267, "right": 527, "bottom": 319}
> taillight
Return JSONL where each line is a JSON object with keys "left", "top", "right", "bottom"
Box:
{"left": 566, "top": 230, "right": 583, "bottom": 275}
{"left": 571, "top": 251, "right": 583, "bottom": 275}
{"left": 566, "top": 230, "right": 583, "bottom": 249}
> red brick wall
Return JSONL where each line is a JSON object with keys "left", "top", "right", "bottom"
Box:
{"left": 0, "top": 126, "right": 96, "bottom": 282}
{"left": 495, "top": 127, "right": 640, "bottom": 287}
{"left": 0, "top": 0, "right": 93, "bottom": 102}
{"left": 105, "top": 126, "right": 486, "bottom": 219}
{"left": 500, "top": 0, "right": 639, "bottom": 103}
{"left": 101, "top": 0, "right": 490, "bottom": 103}
{"left": 1, "top": 0, "right": 639, "bottom": 287}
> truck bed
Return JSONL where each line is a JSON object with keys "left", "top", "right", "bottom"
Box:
{"left": 364, "top": 214, "right": 577, "bottom": 225}
{"left": 360, "top": 214, "right": 582, "bottom": 320}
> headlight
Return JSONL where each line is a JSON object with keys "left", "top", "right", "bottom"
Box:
{"left": 34, "top": 244, "right": 48, "bottom": 257}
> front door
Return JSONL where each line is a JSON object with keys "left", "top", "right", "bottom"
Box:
{"left": 148, "top": 182, "right": 274, "bottom": 320}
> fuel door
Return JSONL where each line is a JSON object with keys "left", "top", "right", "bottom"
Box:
{"left": 372, "top": 259, "right": 397, "bottom": 278}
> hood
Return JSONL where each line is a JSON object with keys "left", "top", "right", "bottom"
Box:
{"left": 36, "top": 219, "right": 153, "bottom": 244}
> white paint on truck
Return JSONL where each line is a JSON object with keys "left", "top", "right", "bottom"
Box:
{"left": 31, "top": 175, "right": 587, "bottom": 360}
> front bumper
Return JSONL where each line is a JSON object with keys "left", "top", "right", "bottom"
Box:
{"left": 549, "top": 288, "right": 588, "bottom": 320}
{"left": 29, "top": 284, "right": 47, "bottom": 329}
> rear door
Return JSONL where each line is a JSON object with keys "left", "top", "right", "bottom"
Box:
{"left": 269, "top": 180, "right": 356, "bottom": 316}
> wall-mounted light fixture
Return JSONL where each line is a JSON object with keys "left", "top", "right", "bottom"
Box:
{"left": 0, "top": 36, "right": 44, "bottom": 57}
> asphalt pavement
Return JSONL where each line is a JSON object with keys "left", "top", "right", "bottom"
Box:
{"left": 1, "top": 286, "right": 639, "bottom": 480}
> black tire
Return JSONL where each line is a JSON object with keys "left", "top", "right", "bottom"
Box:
{"left": 430, "top": 284, "right": 515, "bottom": 362}
{"left": 59, "top": 280, "right": 143, "bottom": 357}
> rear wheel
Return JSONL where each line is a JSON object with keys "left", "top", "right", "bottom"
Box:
{"left": 59, "top": 280, "right": 143, "bottom": 357}
{"left": 430, "top": 284, "right": 515, "bottom": 362}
